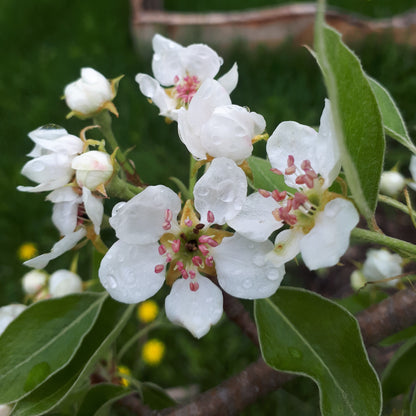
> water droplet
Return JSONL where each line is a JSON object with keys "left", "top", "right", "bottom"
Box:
{"left": 125, "top": 270, "right": 135, "bottom": 284}
{"left": 107, "top": 275, "right": 117, "bottom": 289}
{"left": 218, "top": 180, "right": 235, "bottom": 202}
{"left": 118, "top": 254, "right": 125, "bottom": 262}
{"left": 206, "top": 297, "right": 213, "bottom": 303}
{"left": 266, "top": 269, "right": 281, "bottom": 281}
{"left": 248, "top": 243, "right": 255, "bottom": 249}
{"left": 196, "top": 186, "right": 209, "bottom": 197}
{"left": 253, "top": 254, "right": 266, "bottom": 267}
{"left": 288, "top": 347, "right": 303, "bottom": 359}
{"left": 242, "top": 279, "right": 253, "bottom": 289}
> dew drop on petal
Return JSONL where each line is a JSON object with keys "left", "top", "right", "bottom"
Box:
{"left": 266, "top": 269, "right": 281, "bottom": 281}
{"left": 242, "top": 279, "right": 253, "bottom": 289}
{"left": 253, "top": 254, "right": 266, "bottom": 267}
{"left": 31, "top": 161, "right": 45, "bottom": 172}
{"left": 107, "top": 275, "right": 118, "bottom": 290}
{"left": 218, "top": 181, "right": 235, "bottom": 202}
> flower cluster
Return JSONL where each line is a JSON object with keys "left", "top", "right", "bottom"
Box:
{"left": 18, "top": 34, "right": 362, "bottom": 338}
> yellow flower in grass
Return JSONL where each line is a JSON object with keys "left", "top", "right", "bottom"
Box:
{"left": 137, "top": 300, "right": 159, "bottom": 324}
{"left": 117, "top": 365, "right": 131, "bottom": 387}
{"left": 18, "top": 242, "right": 38, "bottom": 261}
{"left": 142, "top": 339, "right": 165, "bottom": 366}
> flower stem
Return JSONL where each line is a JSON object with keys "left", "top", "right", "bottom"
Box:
{"left": 94, "top": 111, "right": 144, "bottom": 187}
{"left": 351, "top": 227, "right": 416, "bottom": 259}
{"left": 106, "top": 174, "right": 142, "bottom": 200}
{"left": 117, "top": 317, "right": 166, "bottom": 361}
{"left": 189, "top": 155, "right": 197, "bottom": 195}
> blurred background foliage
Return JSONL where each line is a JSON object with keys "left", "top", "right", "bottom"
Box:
{"left": 1, "top": 0, "right": 416, "bottom": 414}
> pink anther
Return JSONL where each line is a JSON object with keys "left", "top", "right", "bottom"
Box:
{"left": 189, "top": 270, "right": 196, "bottom": 279}
{"left": 189, "top": 281, "right": 199, "bottom": 292}
{"left": 205, "top": 256, "right": 214, "bottom": 267}
{"left": 192, "top": 256, "right": 203, "bottom": 267}
{"left": 198, "top": 244, "right": 210, "bottom": 256}
{"left": 287, "top": 155, "right": 295, "bottom": 167}
{"left": 271, "top": 190, "right": 287, "bottom": 202}
{"left": 171, "top": 239, "right": 181, "bottom": 253}
{"left": 154, "top": 264, "right": 164, "bottom": 273}
{"left": 270, "top": 168, "right": 283, "bottom": 175}
{"left": 158, "top": 245, "right": 167, "bottom": 255}
{"left": 259, "top": 189, "right": 271, "bottom": 198}
{"left": 184, "top": 218, "right": 193, "bottom": 227}
{"left": 293, "top": 192, "right": 308, "bottom": 209}
{"left": 207, "top": 210, "right": 215, "bottom": 223}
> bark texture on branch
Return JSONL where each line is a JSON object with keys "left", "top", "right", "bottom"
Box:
{"left": 121, "top": 288, "right": 416, "bottom": 415}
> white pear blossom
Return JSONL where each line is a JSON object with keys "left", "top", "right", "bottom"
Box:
{"left": 18, "top": 126, "right": 83, "bottom": 193}
{"left": 177, "top": 79, "right": 265, "bottom": 163}
{"left": 49, "top": 270, "right": 83, "bottom": 297}
{"left": 0, "top": 304, "right": 26, "bottom": 335}
{"left": 229, "top": 99, "right": 359, "bottom": 270}
{"left": 135, "top": 33, "right": 238, "bottom": 121}
{"left": 408, "top": 155, "right": 416, "bottom": 191}
{"left": 99, "top": 157, "right": 285, "bottom": 338}
{"left": 64, "top": 68, "right": 115, "bottom": 116}
{"left": 22, "top": 269, "right": 48, "bottom": 295}
{"left": 0, "top": 405, "right": 11, "bottom": 416}
{"left": 72, "top": 150, "right": 114, "bottom": 191}
{"left": 379, "top": 171, "right": 405, "bottom": 196}
{"left": 362, "top": 248, "right": 402, "bottom": 287}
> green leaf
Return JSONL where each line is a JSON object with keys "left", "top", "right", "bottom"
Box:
{"left": 76, "top": 384, "right": 131, "bottom": 416}
{"left": 380, "top": 324, "right": 416, "bottom": 346}
{"left": 141, "top": 382, "right": 176, "bottom": 410}
{"left": 11, "top": 297, "right": 134, "bottom": 416}
{"left": 368, "top": 77, "right": 416, "bottom": 155}
{"left": 0, "top": 293, "right": 106, "bottom": 403}
{"left": 411, "top": 386, "right": 416, "bottom": 416}
{"left": 382, "top": 336, "right": 416, "bottom": 400}
{"left": 315, "top": 21, "right": 385, "bottom": 220}
{"left": 255, "top": 287, "right": 382, "bottom": 416}
{"left": 336, "top": 291, "right": 388, "bottom": 315}
{"left": 247, "top": 156, "right": 295, "bottom": 193}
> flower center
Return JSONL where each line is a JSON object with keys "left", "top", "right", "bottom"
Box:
{"left": 173, "top": 75, "right": 201, "bottom": 105}
{"left": 154, "top": 210, "right": 217, "bottom": 292}
{"left": 260, "top": 155, "right": 325, "bottom": 232}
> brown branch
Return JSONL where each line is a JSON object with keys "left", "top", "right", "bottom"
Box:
{"left": 153, "top": 288, "right": 416, "bottom": 416}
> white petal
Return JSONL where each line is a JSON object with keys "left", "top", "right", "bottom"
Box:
{"left": 194, "top": 157, "right": 247, "bottom": 225}
{"left": 362, "top": 248, "right": 402, "bottom": 283}
{"left": 82, "top": 187, "right": 103, "bottom": 235}
{"left": 49, "top": 270, "right": 83, "bottom": 297}
{"left": 24, "top": 228, "right": 87, "bottom": 269}
{"left": 213, "top": 233, "right": 285, "bottom": 299}
{"left": 20, "top": 153, "right": 74, "bottom": 191}
{"left": 98, "top": 240, "right": 164, "bottom": 304}
{"left": 165, "top": 275, "right": 223, "bottom": 338}
{"left": 316, "top": 99, "right": 341, "bottom": 187}
{"left": 52, "top": 199, "right": 79, "bottom": 235}
{"left": 151, "top": 34, "right": 184, "bottom": 85}
{"left": 135, "top": 73, "right": 178, "bottom": 120}
{"left": 267, "top": 121, "right": 319, "bottom": 189}
{"left": 181, "top": 43, "right": 223, "bottom": 81}
{"left": 46, "top": 186, "right": 80, "bottom": 203}
{"left": 267, "top": 228, "right": 303, "bottom": 267}
{"left": 178, "top": 79, "right": 231, "bottom": 160}
{"left": 300, "top": 198, "right": 359, "bottom": 270}
{"left": 0, "top": 304, "right": 26, "bottom": 336}
{"left": 200, "top": 105, "right": 262, "bottom": 163}
{"left": 227, "top": 192, "right": 283, "bottom": 242}
{"left": 410, "top": 155, "right": 416, "bottom": 182}
{"left": 217, "top": 63, "right": 238, "bottom": 94}
{"left": 27, "top": 126, "right": 69, "bottom": 158}
{"left": 109, "top": 185, "right": 181, "bottom": 245}
{"left": 31, "top": 135, "right": 83, "bottom": 156}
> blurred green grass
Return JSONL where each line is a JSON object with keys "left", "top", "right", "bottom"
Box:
{"left": 1, "top": 0, "right": 416, "bottom": 414}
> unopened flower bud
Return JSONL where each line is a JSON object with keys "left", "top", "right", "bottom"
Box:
{"left": 22, "top": 269, "right": 47, "bottom": 295}
{"left": 72, "top": 150, "right": 113, "bottom": 191}
{"left": 64, "top": 68, "right": 115, "bottom": 117}
{"left": 379, "top": 171, "right": 405, "bottom": 196}
{"left": 0, "top": 304, "right": 26, "bottom": 335}
{"left": 0, "top": 404, "right": 11, "bottom": 416}
{"left": 362, "top": 248, "right": 402, "bottom": 287}
{"left": 49, "top": 270, "right": 83, "bottom": 297}
{"left": 350, "top": 270, "right": 366, "bottom": 290}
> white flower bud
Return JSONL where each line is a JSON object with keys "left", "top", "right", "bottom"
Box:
{"left": 22, "top": 270, "right": 47, "bottom": 295}
{"left": 362, "top": 248, "right": 402, "bottom": 287}
{"left": 49, "top": 270, "right": 83, "bottom": 297}
{"left": 0, "top": 304, "right": 26, "bottom": 335}
{"left": 0, "top": 404, "right": 11, "bottom": 416}
{"left": 350, "top": 270, "right": 366, "bottom": 290}
{"left": 379, "top": 171, "right": 405, "bottom": 196}
{"left": 64, "top": 68, "right": 113, "bottom": 115}
{"left": 72, "top": 150, "right": 113, "bottom": 190}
